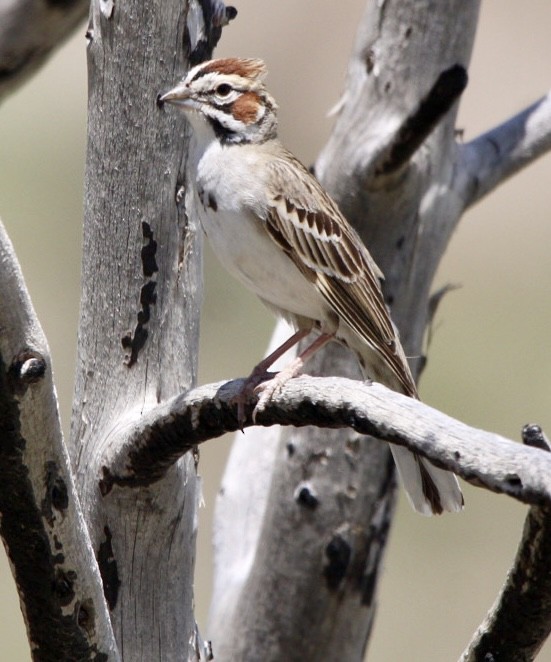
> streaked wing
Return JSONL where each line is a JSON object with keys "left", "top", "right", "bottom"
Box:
{"left": 262, "top": 150, "right": 415, "bottom": 394}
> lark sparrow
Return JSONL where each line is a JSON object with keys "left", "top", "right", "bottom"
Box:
{"left": 160, "top": 58, "right": 463, "bottom": 515}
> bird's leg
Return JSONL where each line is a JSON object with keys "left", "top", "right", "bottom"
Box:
{"left": 234, "top": 328, "right": 310, "bottom": 428}
{"left": 250, "top": 328, "right": 310, "bottom": 378}
{"left": 252, "top": 331, "right": 335, "bottom": 422}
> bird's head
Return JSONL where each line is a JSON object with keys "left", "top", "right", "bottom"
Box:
{"left": 159, "top": 57, "right": 278, "bottom": 145}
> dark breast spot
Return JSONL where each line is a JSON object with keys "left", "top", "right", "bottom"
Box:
{"left": 208, "top": 193, "right": 218, "bottom": 212}
{"left": 197, "top": 186, "right": 218, "bottom": 212}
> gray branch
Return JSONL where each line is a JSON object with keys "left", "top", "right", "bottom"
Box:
{"left": 460, "top": 426, "right": 551, "bottom": 661}
{"left": 461, "top": 503, "right": 551, "bottom": 661}
{"left": 210, "top": 2, "right": 483, "bottom": 659}
{"left": 98, "top": 376, "right": 551, "bottom": 508}
{"left": 0, "top": 0, "right": 88, "bottom": 101}
{"left": 457, "top": 91, "right": 551, "bottom": 208}
{"left": 0, "top": 219, "right": 118, "bottom": 659}
{"left": 369, "top": 64, "right": 468, "bottom": 178}
{"left": 208, "top": 1, "right": 551, "bottom": 660}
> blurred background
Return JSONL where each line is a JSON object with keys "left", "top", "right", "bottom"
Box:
{"left": 1, "top": 1, "right": 551, "bottom": 660}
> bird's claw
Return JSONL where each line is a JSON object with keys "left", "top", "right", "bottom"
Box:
{"left": 233, "top": 359, "right": 304, "bottom": 427}
{"left": 231, "top": 370, "right": 277, "bottom": 429}
{"left": 251, "top": 370, "right": 293, "bottom": 423}
{"left": 250, "top": 384, "right": 274, "bottom": 424}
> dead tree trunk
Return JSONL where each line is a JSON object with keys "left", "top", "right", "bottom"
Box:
{"left": 69, "top": 1, "right": 236, "bottom": 658}
{"left": 71, "top": 1, "right": 199, "bottom": 657}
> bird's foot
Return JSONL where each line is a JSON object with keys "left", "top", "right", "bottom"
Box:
{"left": 232, "top": 370, "right": 277, "bottom": 430}
{"left": 252, "top": 359, "right": 305, "bottom": 423}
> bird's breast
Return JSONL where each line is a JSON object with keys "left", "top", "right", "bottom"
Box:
{"left": 193, "top": 140, "right": 329, "bottom": 324}
{"left": 198, "top": 202, "right": 326, "bottom": 323}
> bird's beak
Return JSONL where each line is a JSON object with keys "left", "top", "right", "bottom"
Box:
{"left": 159, "top": 82, "right": 198, "bottom": 111}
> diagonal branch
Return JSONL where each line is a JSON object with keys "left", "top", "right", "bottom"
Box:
{"left": 0, "top": 0, "right": 89, "bottom": 101}
{"left": 0, "top": 219, "right": 118, "bottom": 659}
{"left": 98, "top": 376, "right": 551, "bottom": 508}
{"left": 458, "top": 91, "right": 551, "bottom": 208}
{"left": 460, "top": 425, "right": 551, "bottom": 661}
{"left": 371, "top": 64, "right": 468, "bottom": 178}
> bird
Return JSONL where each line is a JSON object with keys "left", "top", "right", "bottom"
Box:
{"left": 159, "top": 57, "right": 463, "bottom": 515}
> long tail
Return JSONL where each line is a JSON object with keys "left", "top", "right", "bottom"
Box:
{"left": 390, "top": 444, "right": 464, "bottom": 515}
{"left": 338, "top": 327, "right": 464, "bottom": 514}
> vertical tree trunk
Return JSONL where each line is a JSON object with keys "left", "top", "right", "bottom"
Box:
{"left": 71, "top": 1, "right": 208, "bottom": 658}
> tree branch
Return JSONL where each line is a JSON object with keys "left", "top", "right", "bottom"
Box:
{"left": 97, "top": 376, "right": 551, "bottom": 508}
{"left": 371, "top": 64, "right": 468, "bottom": 178}
{"left": 0, "top": 219, "right": 118, "bottom": 659}
{"left": 460, "top": 425, "right": 551, "bottom": 661}
{"left": 458, "top": 91, "right": 551, "bottom": 208}
{"left": 0, "top": 0, "right": 88, "bottom": 101}
{"left": 207, "top": 2, "right": 551, "bottom": 659}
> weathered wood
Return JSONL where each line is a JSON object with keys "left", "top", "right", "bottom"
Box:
{"left": 459, "top": 91, "right": 551, "bottom": 208}
{"left": 459, "top": 426, "right": 551, "bottom": 661}
{"left": 71, "top": 1, "right": 232, "bottom": 659}
{"left": 207, "top": 3, "right": 551, "bottom": 658}
{"left": 0, "top": 219, "right": 118, "bottom": 660}
{"left": 92, "top": 376, "right": 551, "bottom": 508}
{"left": 3, "top": 1, "right": 551, "bottom": 659}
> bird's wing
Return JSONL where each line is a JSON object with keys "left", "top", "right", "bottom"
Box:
{"left": 262, "top": 150, "right": 416, "bottom": 395}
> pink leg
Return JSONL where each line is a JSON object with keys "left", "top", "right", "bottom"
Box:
{"left": 249, "top": 328, "right": 310, "bottom": 376}
{"left": 234, "top": 328, "right": 310, "bottom": 428}
{"left": 252, "top": 332, "right": 335, "bottom": 422}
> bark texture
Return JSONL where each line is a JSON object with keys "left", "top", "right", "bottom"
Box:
{"left": 0, "top": 0, "right": 236, "bottom": 657}
{"left": 3, "top": 0, "right": 551, "bottom": 659}
{"left": 91, "top": 376, "right": 551, "bottom": 509}
{"left": 70, "top": 1, "right": 231, "bottom": 659}
{"left": 0, "top": 220, "right": 118, "bottom": 660}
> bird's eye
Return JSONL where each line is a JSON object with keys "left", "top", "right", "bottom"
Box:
{"left": 215, "top": 83, "right": 232, "bottom": 97}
